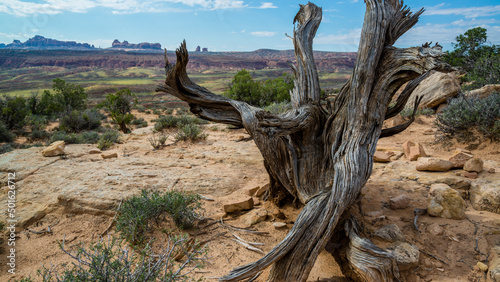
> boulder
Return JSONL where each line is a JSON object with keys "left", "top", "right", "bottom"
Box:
{"left": 41, "top": 141, "right": 65, "bottom": 157}
{"left": 88, "top": 148, "right": 102, "bottom": 154}
{"left": 488, "top": 246, "right": 500, "bottom": 281}
{"left": 416, "top": 157, "right": 453, "bottom": 172}
{"left": 405, "top": 70, "right": 461, "bottom": 109}
{"left": 432, "top": 177, "right": 471, "bottom": 199}
{"left": 466, "top": 84, "right": 500, "bottom": 99}
{"left": 374, "top": 224, "right": 405, "bottom": 242}
{"left": 241, "top": 208, "right": 267, "bottom": 227}
{"left": 374, "top": 151, "right": 391, "bottom": 163}
{"left": 389, "top": 194, "right": 410, "bottom": 210}
{"left": 470, "top": 182, "right": 500, "bottom": 214}
{"left": 428, "top": 183, "right": 466, "bottom": 219}
{"left": 449, "top": 149, "right": 473, "bottom": 168}
{"left": 222, "top": 195, "right": 254, "bottom": 213}
{"left": 392, "top": 242, "right": 420, "bottom": 270}
{"left": 464, "top": 157, "right": 484, "bottom": 173}
{"left": 273, "top": 222, "right": 287, "bottom": 229}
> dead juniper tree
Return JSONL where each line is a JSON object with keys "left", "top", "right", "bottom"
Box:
{"left": 157, "top": 1, "right": 451, "bottom": 281}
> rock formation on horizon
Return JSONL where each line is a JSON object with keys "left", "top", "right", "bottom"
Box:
{"left": 0, "top": 35, "right": 95, "bottom": 50}
{"left": 111, "top": 39, "right": 161, "bottom": 50}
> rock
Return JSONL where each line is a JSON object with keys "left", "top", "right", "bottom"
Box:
{"left": 253, "top": 197, "right": 261, "bottom": 206}
{"left": 255, "top": 183, "right": 269, "bottom": 197}
{"left": 464, "top": 157, "right": 484, "bottom": 173}
{"left": 374, "top": 224, "right": 405, "bottom": 242}
{"left": 427, "top": 223, "right": 444, "bottom": 236}
{"left": 432, "top": 177, "right": 471, "bottom": 199}
{"left": 466, "top": 84, "right": 500, "bottom": 99}
{"left": 88, "top": 148, "right": 102, "bottom": 154}
{"left": 464, "top": 171, "right": 478, "bottom": 179}
{"left": 389, "top": 194, "right": 410, "bottom": 210}
{"left": 449, "top": 149, "right": 474, "bottom": 168}
{"left": 273, "top": 222, "right": 287, "bottom": 229}
{"left": 470, "top": 182, "right": 500, "bottom": 214}
{"left": 416, "top": 157, "right": 453, "bottom": 172}
{"left": 478, "top": 261, "right": 489, "bottom": 272}
{"left": 102, "top": 152, "right": 118, "bottom": 159}
{"left": 222, "top": 195, "right": 254, "bottom": 213}
{"left": 392, "top": 242, "right": 420, "bottom": 270}
{"left": 428, "top": 183, "right": 466, "bottom": 219}
{"left": 242, "top": 186, "right": 260, "bottom": 196}
{"left": 402, "top": 141, "right": 427, "bottom": 161}
{"left": 374, "top": 151, "right": 391, "bottom": 163}
{"left": 41, "top": 141, "right": 65, "bottom": 157}
{"left": 385, "top": 115, "right": 406, "bottom": 128}
{"left": 241, "top": 208, "right": 267, "bottom": 227}
{"left": 406, "top": 70, "right": 461, "bottom": 109}
{"left": 488, "top": 246, "right": 500, "bottom": 281}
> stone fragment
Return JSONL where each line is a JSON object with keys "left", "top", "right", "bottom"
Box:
{"left": 392, "top": 242, "right": 420, "bottom": 270}
{"left": 464, "top": 157, "right": 484, "bottom": 173}
{"left": 416, "top": 157, "right": 453, "bottom": 172}
{"left": 488, "top": 246, "right": 500, "bottom": 282}
{"left": 389, "top": 194, "right": 410, "bottom": 210}
{"left": 385, "top": 115, "right": 406, "bottom": 128}
{"left": 408, "top": 143, "right": 427, "bottom": 161}
{"left": 428, "top": 183, "right": 466, "bottom": 219}
{"left": 252, "top": 197, "right": 261, "bottom": 206}
{"left": 102, "top": 152, "right": 118, "bottom": 159}
{"left": 374, "top": 224, "right": 405, "bottom": 242}
{"left": 222, "top": 195, "right": 254, "bottom": 213}
{"left": 449, "top": 149, "right": 474, "bottom": 168}
{"left": 470, "top": 182, "right": 500, "bottom": 214}
{"left": 41, "top": 141, "right": 65, "bottom": 157}
{"left": 273, "top": 222, "right": 287, "bottom": 229}
{"left": 242, "top": 186, "right": 260, "bottom": 196}
{"left": 426, "top": 223, "right": 444, "bottom": 236}
{"left": 255, "top": 184, "right": 269, "bottom": 197}
{"left": 374, "top": 151, "right": 391, "bottom": 163}
{"left": 402, "top": 141, "right": 415, "bottom": 159}
{"left": 432, "top": 177, "right": 471, "bottom": 199}
{"left": 88, "top": 148, "right": 102, "bottom": 154}
{"left": 242, "top": 208, "right": 267, "bottom": 227}
{"left": 478, "top": 262, "right": 489, "bottom": 272}
{"left": 464, "top": 171, "right": 478, "bottom": 179}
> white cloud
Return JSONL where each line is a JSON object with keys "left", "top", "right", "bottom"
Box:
{"left": 451, "top": 19, "right": 498, "bottom": 27}
{"left": 0, "top": 0, "right": 247, "bottom": 16}
{"left": 315, "top": 29, "right": 361, "bottom": 46}
{"left": 258, "top": 2, "right": 276, "bottom": 9}
{"left": 250, "top": 31, "right": 276, "bottom": 37}
{"left": 425, "top": 5, "right": 500, "bottom": 19}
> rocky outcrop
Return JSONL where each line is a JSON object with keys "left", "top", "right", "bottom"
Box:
{"left": 1, "top": 35, "right": 95, "bottom": 50}
{"left": 466, "top": 84, "right": 500, "bottom": 99}
{"left": 464, "top": 157, "right": 484, "bottom": 173}
{"left": 405, "top": 70, "right": 461, "bottom": 109}
{"left": 393, "top": 242, "right": 420, "bottom": 270}
{"left": 428, "top": 183, "right": 466, "bottom": 219}
{"left": 111, "top": 39, "right": 161, "bottom": 50}
{"left": 470, "top": 182, "right": 500, "bottom": 214}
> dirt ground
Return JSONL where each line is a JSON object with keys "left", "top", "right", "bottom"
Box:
{"left": 1, "top": 112, "right": 499, "bottom": 281}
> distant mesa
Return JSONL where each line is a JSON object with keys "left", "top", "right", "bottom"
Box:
{"left": 0, "top": 35, "right": 95, "bottom": 50}
{"left": 111, "top": 39, "right": 161, "bottom": 50}
{"left": 194, "top": 46, "right": 209, "bottom": 52}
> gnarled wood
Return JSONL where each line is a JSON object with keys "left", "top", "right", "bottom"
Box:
{"left": 156, "top": 1, "right": 449, "bottom": 281}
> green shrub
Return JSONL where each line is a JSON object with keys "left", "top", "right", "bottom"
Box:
{"left": 116, "top": 189, "right": 202, "bottom": 245}
{"left": 400, "top": 107, "right": 435, "bottom": 119}
{"left": 50, "top": 130, "right": 100, "bottom": 144}
{"left": 154, "top": 115, "right": 180, "bottom": 131}
{"left": 29, "top": 129, "right": 50, "bottom": 142}
{"left": 175, "top": 124, "right": 207, "bottom": 142}
{"left": 148, "top": 131, "right": 169, "bottom": 149}
{"left": 97, "top": 129, "right": 121, "bottom": 150}
{"left": 436, "top": 92, "right": 500, "bottom": 141}
{"left": 0, "top": 121, "right": 15, "bottom": 142}
{"left": 38, "top": 236, "right": 206, "bottom": 281}
{"left": 263, "top": 101, "right": 293, "bottom": 114}
{"left": 131, "top": 117, "right": 148, "bottom": 128}
{"left": 52, "top": 78, "right": 88, "bottom": 113}
{"left": 153, "top": 109, "right": 161, "bottom": 115}
{"left": 59, "top": 109, "right": 104, "bottom": 133}
{"left": 223, "top": 69, "right": 293, "bottom": 107}
{"left": 0, "top": 94, "right": 28, "bottom": 130}
{"left": 135, "top": 104, "right": 146, "bottom": 112}
{"left": 0, "top": 143, "right": 14, "bottom": 154}
{"left": 103, "top": 89, "right": 136, "bottom": 133}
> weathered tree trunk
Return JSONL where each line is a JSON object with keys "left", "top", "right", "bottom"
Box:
{"left": 156, "top": 1, "right": 451, "bottom": 281}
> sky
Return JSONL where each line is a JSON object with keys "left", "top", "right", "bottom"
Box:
{"left": 0, "top": 0, "right": 499, "bottom": 52}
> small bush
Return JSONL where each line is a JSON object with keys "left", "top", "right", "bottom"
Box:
{"left": 0, "top": 94, "right": 28, "bottom": 130}
{"left": 38, "top": 236, "right": 206, "bottom": 281}
{"left": 29, "top": 129, "right": 51, "bottom": 142}
{"left": 153, "top": 109, "right": 161, "bottom": 115}
{"left": 263, "top": 101, "right": 293, "bottom": 114}
{"left": 400, "top": 107, "right": 435, "bottom": 119}
{"left": 131, "top": 117, "right": 148, "bottom": 128}
{"left": 59, "top": 109, "right": 104, "bottom": 133}
{"left": 0, "top": 121, "right": 15, "bottom": 142}
{"left": 97, "top": 129, "right": 121, "bottom": 150}
{"left": 136, "top": 104, "right": 146, "bottom": 112}
{"left": 175, "top": 124, "right": 207, "bottom": 142}
{"left": 154, "top": 115, "right": 180, "bottom": 131}
{"left": 0, "top": 143, "right": 14, "bottom": 154}
{"left": 116, "top": 189, "right": 202, "bottom": 245}
{"left": 436, "top": 92, "right": 500, "bottom": 141}
{"left": 148, "top": 131, "right": 169, "bottom": 149}
{"left": 50, "top": 130, "right": 100, "bottom": 144}
{"left": 103, "top": 89, "right": 136, "bottom": 133}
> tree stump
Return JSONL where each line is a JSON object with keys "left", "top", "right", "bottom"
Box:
{"left": 156, "top": 1, "right": 451, "bottom": 281}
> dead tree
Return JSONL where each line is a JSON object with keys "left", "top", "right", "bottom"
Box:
{"left": 157, "top": 1, "right": 451, "bottom": 281}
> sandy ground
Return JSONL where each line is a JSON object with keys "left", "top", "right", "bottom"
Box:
{"left": 1, "top": 112, "right": 499, "bottom": 281}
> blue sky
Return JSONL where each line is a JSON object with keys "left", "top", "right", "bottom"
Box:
{"left": 0, "top": 0, "right": 499, "bottom": 52}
